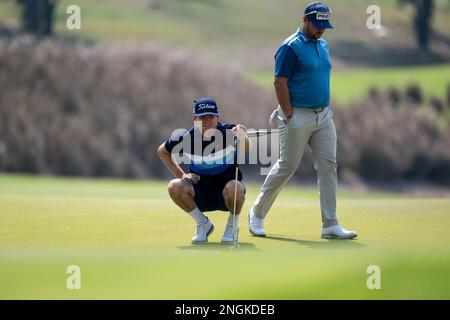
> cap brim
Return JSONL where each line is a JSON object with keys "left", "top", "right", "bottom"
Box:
{"left": 312, "top": 20, "right": 333, "bottom": 29}
{"left": 193, "top": 112, "right": 220, "bottom": 116}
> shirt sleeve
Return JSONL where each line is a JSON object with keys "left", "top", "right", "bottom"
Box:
{"left": 164, "top": 128, "right": 189, "bottom": 153}
{"left": 274, "top": 44, "right": 297, "bottom": 78}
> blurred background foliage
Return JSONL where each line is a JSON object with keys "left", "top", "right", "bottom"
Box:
{"left": 0, "top": 0, "right": 449, "bottom": 185}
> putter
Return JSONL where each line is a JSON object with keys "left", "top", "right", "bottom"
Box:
{"left": 231, "top": 135, "right": 240, "bottom": 249}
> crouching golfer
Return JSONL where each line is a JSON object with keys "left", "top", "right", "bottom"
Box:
{"left": 157, "top": 97, "right": 251, "bottom": 244}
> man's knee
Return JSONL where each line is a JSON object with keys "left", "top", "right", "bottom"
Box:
{"left": 278, "top": 158, "right": 300, "bottom": 175}
{"left": 314, "top": 158, "right": 337, "bottom": 176}
{"left": 223, "top": 181, "right": 245, "bottom": 200}
{"left": 168, "top": 179, "right": 191, "bottom": 198}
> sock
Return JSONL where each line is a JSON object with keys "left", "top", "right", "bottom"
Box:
{"left": 227, "top": 213, "right": 240, "bottom": 226}
{"left": 188, "top": 207, "right": 208, "bottom": 224}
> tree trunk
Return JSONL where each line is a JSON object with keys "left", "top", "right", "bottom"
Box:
{"left": 17, "top": 0, "right": 56, "bottom": 36}
{"left": 414, "top": 0, "right": 434, "bottom": 50}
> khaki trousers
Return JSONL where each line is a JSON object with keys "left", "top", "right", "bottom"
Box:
{"left": 250, "top": 105, "right": 339, "bottom": 228}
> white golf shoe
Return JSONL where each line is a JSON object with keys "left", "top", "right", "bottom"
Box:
{"left": 221, "top": 223, "right": 239, "bottom": 243}
{"left": 321, "top": 225, "right": 357, "bottom": 239}
{"left": 248, "top": 212, "right": 266, "bottom": 237}
{"left": 191, "top": 219, "right": 215, "bottom": 244}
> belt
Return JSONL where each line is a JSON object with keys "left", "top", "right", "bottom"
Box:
{"left": 295, "top": 106, "right": 327, "bottom": 113}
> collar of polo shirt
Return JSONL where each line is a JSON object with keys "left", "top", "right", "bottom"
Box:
{"left": 297, "top": 27, "right": 315, "bottom": 43}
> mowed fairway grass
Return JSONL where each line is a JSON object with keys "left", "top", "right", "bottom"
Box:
{"left": 1, "top": 174, "right": 449, "bottom": 299}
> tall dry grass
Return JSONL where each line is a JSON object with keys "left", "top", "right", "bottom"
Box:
{"left": 1, "top": 37, "right": 449, "bottom": 184}
{"left": 0, "top": 36, "right": 275, "bottom": 178}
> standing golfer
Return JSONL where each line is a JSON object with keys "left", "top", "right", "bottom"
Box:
{"left": 157, "top": 97, "right": 250, "bottom": 244}
{"left": 248, "top": 2, "right": 357, "bottom": 239}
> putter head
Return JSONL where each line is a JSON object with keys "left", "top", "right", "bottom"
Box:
{"left": 229, "top": 241, "right": 240, "bottom": 250}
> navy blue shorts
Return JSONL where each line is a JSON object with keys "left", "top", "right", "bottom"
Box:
{"left": 186, "top": 169, "right": 245, "bottom": 212}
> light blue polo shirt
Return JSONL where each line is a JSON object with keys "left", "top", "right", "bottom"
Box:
{"left": 274, "top": 27, "right": 332, "bottom": 108}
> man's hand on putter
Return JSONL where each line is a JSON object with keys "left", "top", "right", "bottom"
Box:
{"left": 232, "top": 124, "right": 247, "bottom": 140}
{"left": 183, "top": 173, "right": 200, "bottom": 184}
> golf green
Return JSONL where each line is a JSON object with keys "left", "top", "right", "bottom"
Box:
{"left": 0, "top": 174, "right": 449, "bottom": 299}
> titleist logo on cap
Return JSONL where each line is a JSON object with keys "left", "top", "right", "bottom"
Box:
{"left": 197, "top": 104, "right": 216, "bottom": 110}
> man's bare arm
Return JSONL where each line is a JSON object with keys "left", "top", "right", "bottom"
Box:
{"left": 274, "top": 76, "right": 293, "bottom": 121}
{"left": 156, "top": 143, "right": 186, "bottom": 179}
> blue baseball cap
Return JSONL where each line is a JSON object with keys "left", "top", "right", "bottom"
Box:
{"left": 193, "top": 97, "right": 220, "bottom": 116}
{"left": 304, "top": 2, "right": 333, "bottom": 29}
